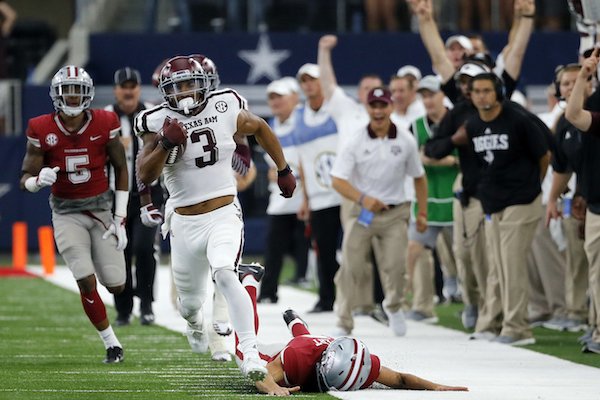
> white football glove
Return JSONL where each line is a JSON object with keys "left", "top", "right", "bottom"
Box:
{"left": 37, "top": 166, "right": 60, "bottom": 187}
{"left": 102, "top": 215, "right": 128, "bottom": 251}
{"left": 140, "top": 203, "right": 163, "bottom": 227}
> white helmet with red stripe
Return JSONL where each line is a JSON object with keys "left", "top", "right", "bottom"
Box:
{"left": 50, "top": 65, "right": 95, "bottom": 117}
{"left": 316, "top": 337, "right": 372, "bottom": 391}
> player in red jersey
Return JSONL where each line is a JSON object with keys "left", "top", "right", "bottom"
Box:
{"left": 20, "top": 65, "right": 129, "bottom": 364}
{"left": 235, "top": 268, "right": 469, "bottom": 395}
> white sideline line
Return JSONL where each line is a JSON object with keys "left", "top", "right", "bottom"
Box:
{"left": 31, "top": 265, "right": 600, "bottom": 400}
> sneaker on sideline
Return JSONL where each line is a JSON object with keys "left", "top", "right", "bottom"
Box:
{"left": 185, "top": 322, "right": 209, "bottom": 353}
{"left": 542, "top": 317, "right": 568, "bottom": 331}
{"left": 492, "top": 335, "right": 536, "bottom": 346}
{"left": 241, "top": 357, "right": 268, "bottom": 381}
{"left": 406, "top": 310, "right": 438, "bottom": 324}
{"left": 461, "top": 305, "right": 478, "bottom": 330}
{"left": 103, "top": 346, "right": 124, "bottom": 363}
{"left": 562, "top": 318, "right": 588, "bottom": 333}
{"left": 384, "top": 307, "right": 407, "bottom": 336}
{"left": 469, "top": 331, "right": 497, "bottom": 341}
{"left": 578, "top": 328, "right": 594, "bottom": 345}
{"left": 581, "top": 340, "right": 600, "bottom": 354}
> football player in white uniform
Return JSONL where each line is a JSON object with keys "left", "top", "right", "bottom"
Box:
{"left": 136, "top": 55, "right": 296, "bottom": 382}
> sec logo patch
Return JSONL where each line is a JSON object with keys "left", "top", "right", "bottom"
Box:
{"left": 46, "top": 133, "right": 59, "bottom": 146}
{"left": 215, "top": 101, "right": 228, "bottom": 113}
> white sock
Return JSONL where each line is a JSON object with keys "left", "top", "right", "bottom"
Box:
{"left": 214, "top": 269, "right": 259, "bottom": 360}
{"left": 98, "top": 326, "right": 121, "bottom": 349}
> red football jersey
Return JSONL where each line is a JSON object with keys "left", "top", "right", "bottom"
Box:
{"left": 26, "top": 110, "right": 120, "bottom": 199}
{"left": 275, "top": 334, "right": 381, "bottom": 392}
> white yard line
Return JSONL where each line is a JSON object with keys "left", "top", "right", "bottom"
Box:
{"left": 32, "top": 265, "right": 600, "bottom": 400}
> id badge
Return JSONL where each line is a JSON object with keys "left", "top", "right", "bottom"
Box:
{"left": 358, "top": 208, "right": 374, "bottom": 228}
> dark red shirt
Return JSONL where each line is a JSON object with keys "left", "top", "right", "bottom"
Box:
{"left": 26, "top": 110, "right": 120, "bottom": 199}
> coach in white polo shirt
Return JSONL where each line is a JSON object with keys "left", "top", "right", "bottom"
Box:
{"left": 331, "top": 87, "right": 428, "bottom": 336}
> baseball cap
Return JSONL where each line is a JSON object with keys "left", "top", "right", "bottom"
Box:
{"left": 296, "top": 63, "right": 320, "bottom": 79}
{"left": 445, "top": 35, "right": 474, "bottom": 52}
{"left": 114, "top": 67, "right": 141, "bottom": 86}
{"left": 396, "top": 65, "right": 422, "bottom": 80}
{"left": 417, "top": 75, "right": 441, "bottom": 93}
{"left": 266, "top": 79, "right": 294, "bottom": 96}
{"left": 457, "top": 62, "right": 491, "bottom": 78}
{"left": 279, "top": 76, "right": 300, "bottom": 93}
{"left": 366, "top": 87, "right": 393, "bottom": 105}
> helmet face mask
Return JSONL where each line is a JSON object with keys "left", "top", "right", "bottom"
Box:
{"left": 159, "top": 56, "right": 211, "bottom": 114}
{"left": 50, "top": 66, "right": 95, "bottom": 117}
{"left": 316, "top": 337, "right": 372, "bottom": 392}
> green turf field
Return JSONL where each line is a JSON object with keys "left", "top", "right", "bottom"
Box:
{"left": 0, "top": 276, "right": 332, "bottom": 400}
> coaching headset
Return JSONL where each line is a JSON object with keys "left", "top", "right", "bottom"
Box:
{"left": 468, "top": 72, "right": 505, "bottom": 102}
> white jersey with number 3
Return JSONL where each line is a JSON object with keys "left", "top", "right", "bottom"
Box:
{"left": 135, "top": 89, "right": 246, "bottom": 209}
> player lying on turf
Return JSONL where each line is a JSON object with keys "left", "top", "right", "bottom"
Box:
{"left": 236, "top": 265, "right": 469, "bottom": 396}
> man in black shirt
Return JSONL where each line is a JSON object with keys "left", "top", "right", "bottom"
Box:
{"left": 559, "top": 49, "right": 600, "bottom": 355}
{"left": 465, "top": 73, "right": 550, "bottom": 346}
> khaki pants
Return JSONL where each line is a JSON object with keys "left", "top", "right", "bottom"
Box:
{"left": 563, "top": 217, "right": 589, "bottom": 320}
{"left": 340, "top": 197, "right": 374, "bottom": 312}
{"left": 453, "top": 197, "right": 488, "bottom": 310}
{"left": 411, "top": 227, "right": 453, "bottom": 316}
{"left": 335, "top": 203, "right": 410, "bottom": 331}
{"left": 527, "top": 207, "right": 566, "bottom": 320}
{"left": 488, "top": 195, "right": 542, "bottom": 339}
{"left": 584, "top": 211, "right": 600, "bottom": 343}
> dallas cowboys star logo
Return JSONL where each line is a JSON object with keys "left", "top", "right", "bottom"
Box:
{"left": 238, "top": 34, "right": 290, "bottom": 84}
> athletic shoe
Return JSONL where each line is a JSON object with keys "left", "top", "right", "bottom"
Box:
{"left": 562, "top": 318, "right": 588, "bottom": 333}
{"left": 461, "top": 305, "right": 478, "bottom": 330}
{"left": 238, "top": 262, "right": 265, "bottom": 283}
{"left": 212, "top": 320, "right": 233, "bottom": 336}
{"left": 578, "top": 328, "right": 594, "bottom": 345}
{"left": 211, "top": 351, "right": 232, "bottom": 362}
{"left": 406, "top": 310, "right": 439, "bottom": 324}
{"left": 283, "top": 309, "right": 308, "bottom": 330}
{"left": 140, "top": 312, "right": 155, "bottom": 326}
{"left": 542, "top": 317, "right": 568, "bottom": 331}
{"left": 528, "top": 314, "right": 550, "bottom": 328}
{"left": 581, "top": 340, "right": 600, "bottom": 354}
{"left": 469, "top": 331, "right": 497, "bottom": 341}
{"left": 241, "top": 357, "right": 268, "bottom": 381}
{"left": 442, "top": 276, "right": 462, "bottom": 303}
{"left": 103, "top": 346, "right": 124, "bottom": 363}
{"left": 370, "top": 304, "right": 389, "bottom": 326}
{"left": 492, "top": 335, "right": 536, "bottom": 346}
{"left": 114, "top": 315, "right": 130, "bottom": 327}
{"left": 384, "top": 307, "right": 407, "bottom": 336}
{"left": 185, "top": 322, "right": 209, "bottom": 354}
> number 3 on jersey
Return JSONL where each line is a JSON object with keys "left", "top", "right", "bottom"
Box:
{"left": 190, "top": 128, "right": 218, "bottom": 168}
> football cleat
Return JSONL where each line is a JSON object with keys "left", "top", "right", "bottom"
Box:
{"left": 103, "top": 346, "right": 124, "bottom": 364}
{"left": 185, "top": 322, "right": 209, "bottom": 354}
{"left": 212, "top": 320, "right": 233, "bottom": 336}
{"left": 241, "top": 357, "right": 268, "bottom": 382}
{"left": 283, "top": 309, "right": 308, "bottom": 330}
{"left": 211, "top": 351, "right": 232, "bottom": 362}
{"left": 237, "top": 262, "right": 265, "bottom": 283}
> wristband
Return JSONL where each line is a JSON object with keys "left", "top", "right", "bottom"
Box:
{"left": 24, "top": 176, "right": 41, "bottom": 193}
{"left": 358, "top": 193, "right": 366, "bottom": 206}
{"left": 277, "top": 164, "right": 291, "bottom": 177}
{"left": 114, "top": 190, "right": 129, "bottom": 218}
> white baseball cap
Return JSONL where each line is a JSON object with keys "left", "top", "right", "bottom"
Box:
{"left": 457, "top": 62, "right": 491, "bottom": 78}
{"left": 396, "top": 65, "right": 422, "bottom": 80}
{"left": 266, "top": 79, "right": 293, "bottom": 96}
{"left": 445, "top": 35, "right": 474, "bottom": 52}
{"left": 279, "top": 76, "right": 300, "bottom": 93}
{"left": 417, "top": 75, "right": 442, "bottom": 93}
{"left": 296, "top": 63, "right": 320, "bottom": 79}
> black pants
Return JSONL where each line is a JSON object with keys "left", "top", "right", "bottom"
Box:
{"left": 261, "top": 214, "right": 310, "bottom": 299}
{"left": 311, "top": 206, "right": 342, "bottom": 309}
{"left": 114, "top": 187, "right": 162, "bottom": 317}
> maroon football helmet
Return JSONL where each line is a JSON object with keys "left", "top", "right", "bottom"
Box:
{"left": 190, "top": 54, "right": 220, "bottom": 91}
{"left": 158, "top": 55, "right": 211, "bottom": 114}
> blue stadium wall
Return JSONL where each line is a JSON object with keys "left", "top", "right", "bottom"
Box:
{"left": 2, "top": 31, "right": 580, "bottom": 254}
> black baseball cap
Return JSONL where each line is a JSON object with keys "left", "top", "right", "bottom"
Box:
{"left": 114, "top": 67, "right": 141, "bottom": 86}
